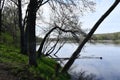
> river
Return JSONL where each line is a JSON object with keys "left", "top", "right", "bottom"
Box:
{"left": 37, "top": 43, "right": 120, "bottom": 80}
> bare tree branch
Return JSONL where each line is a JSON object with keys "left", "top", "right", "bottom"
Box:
{"left": 1, "top": 0, "right": 5, "bottom": 9}
{"left": 10, "top": 0, "right": 18, "bottom": 6}
{"left": 54, "top": 41, "right": 66, "bottom": 55}
{"left": 36, "top": 0, "right": 50, "bottom": 11}
{"left": 45, "top": 35, "right": 60, "bottom": 55}
{"left": 42, "top": 0, "right": 49, "bottom": 6}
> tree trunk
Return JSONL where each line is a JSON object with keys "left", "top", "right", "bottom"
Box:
{"left": 24, "top": 28, "right": 29, "bottom": 54}
{"left": 0, "top": 9, "right": 1, "bottom": 35}
{"left": 38, "top": 27, "right": 58, "bottom": 57}
{"left": 0, "top": 0, "right": 2, "bottom": 35}
{"left": 18, "top": 0, "right": 26, "bottom": 54}
{"left": 0, "top": 0, "right": 5, "bottom": 35}
{"left": 61, "top": 0, "right": 120, "bottom": 72}
{"left": 26, "top": 0, "right": 37, "bottom": 66}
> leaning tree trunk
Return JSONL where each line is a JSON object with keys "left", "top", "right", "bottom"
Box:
{"left": 38, "top": 27, "right": 58, "bottom": 57}
{"left": 62, "top": 0, "right": 120, "bottom": 72}
{"left": 26, "top": 0, "right": 37, "bottom": 66}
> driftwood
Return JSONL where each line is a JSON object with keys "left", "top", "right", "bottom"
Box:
{"left": 52, "top": 56, "right": 102, "bottom": 61}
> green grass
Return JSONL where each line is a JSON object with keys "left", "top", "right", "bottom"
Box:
{"left": 0, "top": 44, "right": 70, "bottom": 80}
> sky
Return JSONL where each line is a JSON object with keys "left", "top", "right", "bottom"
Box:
{"left": 35, "top": 0, "right": 120, "bottom": 36}
{"left": 81, "top": 0, "right": 120, "bottom": 34}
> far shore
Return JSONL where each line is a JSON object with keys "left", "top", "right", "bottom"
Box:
{"left": 94, "top": 40, "right": 120, "bottom": 44}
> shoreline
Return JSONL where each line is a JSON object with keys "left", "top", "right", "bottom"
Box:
{"left": 94, "top": 40, "right": 120, "bottom": 44}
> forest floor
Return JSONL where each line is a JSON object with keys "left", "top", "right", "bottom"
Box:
{"left": 0, "top": 63, "right": 17, "bottom": 80}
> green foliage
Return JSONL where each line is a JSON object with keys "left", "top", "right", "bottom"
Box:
{"left": 94, "top": 32, "right": 120, "bottom": 40}
{"left": 0, "top": 32, "right": 20, "bottom": 47}
{"left": 0, "top": 44, "right": 70, "bottom": 80}
{"left": 0, "top": 32, "right": 13, "bottom": 44}
{"left": 0, "top": 44, "right": 27, "bottom": 65}
{"left": 93, "top": 32, "right": 120, "bottom": 44}
{"left": 28, "top": 57, "right": 70, "bottom": 80}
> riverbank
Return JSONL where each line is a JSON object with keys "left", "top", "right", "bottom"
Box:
{"left": 0, "top": 44, "right": 70, "bottom": 80}
{"left": 93, "top": 32, "right": 120, "bottom": 44}
{"left": 94, "top": 40, "right": 120, "bottom": 44}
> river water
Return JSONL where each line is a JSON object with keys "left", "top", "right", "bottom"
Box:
{"left": 37, "top": 43, "right": 120, "bottom": 80}
{"left": 54, "top": 43, "right": 120, "bottom": 80}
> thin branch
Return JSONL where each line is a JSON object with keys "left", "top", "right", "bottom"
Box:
{"left": 42, "top": 0, "right": 49, "bottom": 6}
{"left": 45, "top": 35, "right": 60, "bottom": 55}
{"left": 23, "top": 7, "right": 29, "bottom": 29}
{"left": 55, "top": 24, "right": 78, "bottom": 33}
{"left": 71, "top": 32, "right": 80, "bottom": 43}
{"left": 42, "top": 35, "right": 51, "bottom": 54}
{"left": 36, "top": 0, "right": 50, "bottom": 11}
{"left": 1, "top": 0, "right": 5, "bottom": 9}
{"left": 54, "top": 41, "right": 66, "bottom": 55}
{"left": 38, "top": 23, "right": 79, "bottom": 57}
{"left": 10, "top": 0, "right": 18, "bottom": 6}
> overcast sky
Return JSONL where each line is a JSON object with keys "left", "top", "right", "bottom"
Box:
{"left": 81, "top": 0, "right": 120, "bottom": 34}
{"left": 36, "top": 0, "right": 120, "bottom": 36}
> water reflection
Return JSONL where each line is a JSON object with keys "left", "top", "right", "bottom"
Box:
{"left": 37, "top": 43, "right": 120, "bottom": 80}
{"left": 56, "top": 43, "right": 120, "bottom": 80}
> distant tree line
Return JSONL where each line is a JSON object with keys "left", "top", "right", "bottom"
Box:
{"left": 93, "top": 32, "right": 120, "bottom": 40}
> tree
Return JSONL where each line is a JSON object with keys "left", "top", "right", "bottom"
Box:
{"left": 25, "top": 0, "right": 38, "bottom": 66}
{"left": 0, "top": 0, "right": 5, "bottom": 35}
{"left": 18, "top": 0, "right": 26, "bottom": 54}
{"left": 36, "top": 0, "right": 94, "bottom": 58}
{"left": 9, "top": 0, "right": 27, "bottom": 54}
{"left": 21, "top": 0, "right": 94, "bottom": 66}
{"left": 1, "top": 0, "right": 95, "bottom": 66}
{"left": 37, "top": 10, "right": 86, "bottom": 58}
{"left": 1, "top": 1, "right": 21, "bottom": 46}
{"left": 62, "top": 0, "right": 120, "bottom": 72}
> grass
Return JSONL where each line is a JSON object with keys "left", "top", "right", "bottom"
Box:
{"left": 0, "top": 44, "right": 70, "bottom": 80}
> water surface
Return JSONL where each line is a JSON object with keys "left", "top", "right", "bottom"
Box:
{"left": 56, "top": 43, "right": 120, "bottom": 80}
